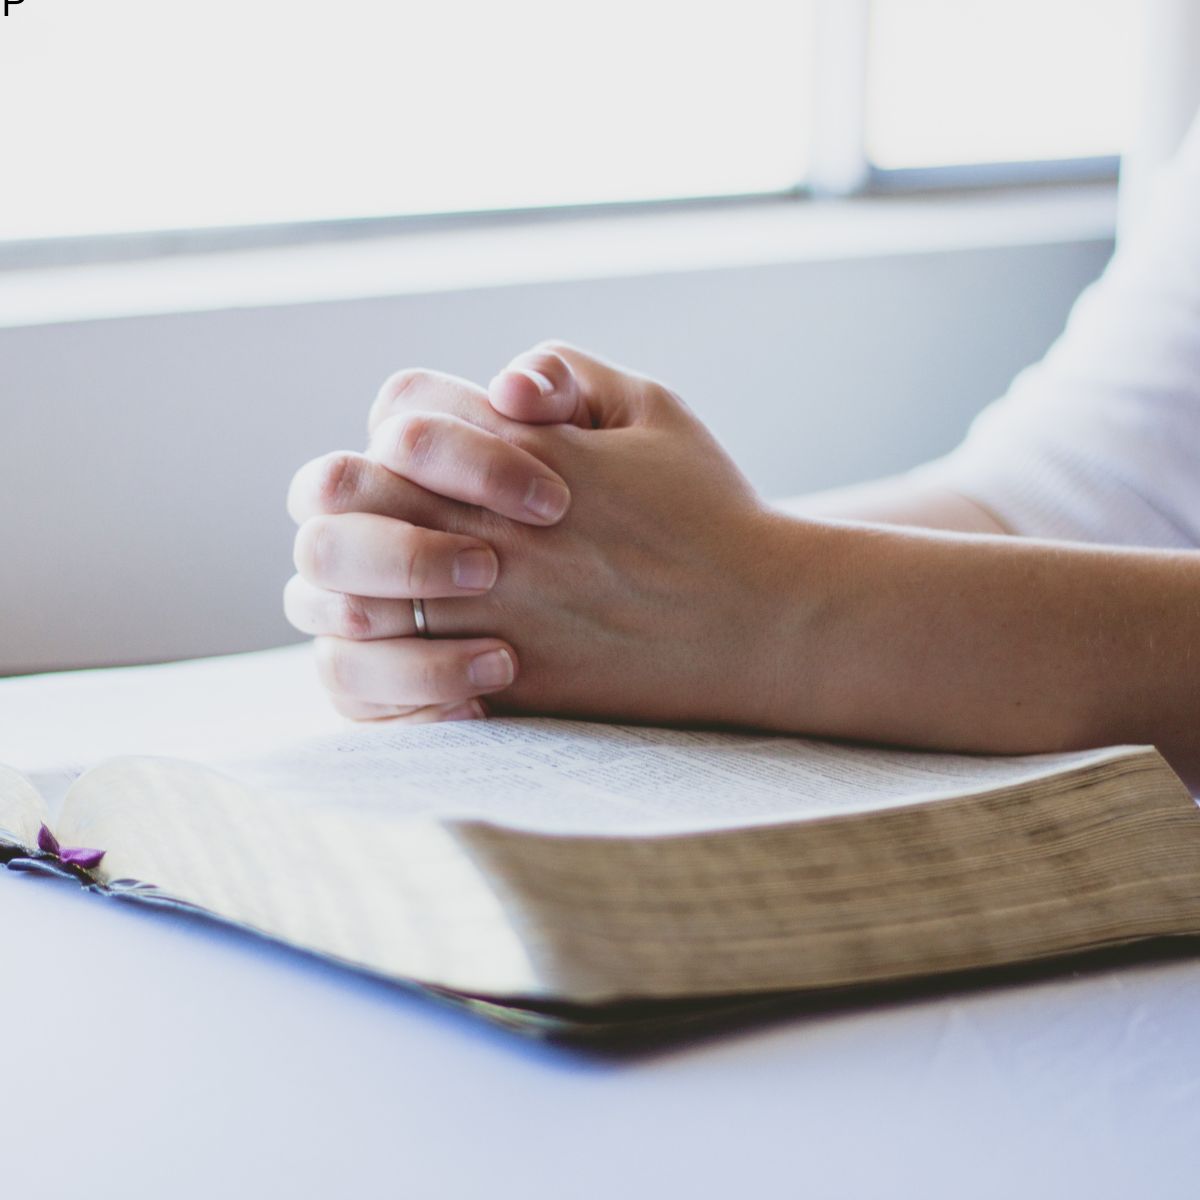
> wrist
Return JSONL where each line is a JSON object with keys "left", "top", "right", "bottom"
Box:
{"left": 729, "top": 509, "right": 843, "bottom": 734}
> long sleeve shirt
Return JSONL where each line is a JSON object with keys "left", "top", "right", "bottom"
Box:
{"left": 915, "top": 112, "right": 1200, "bottom": 548}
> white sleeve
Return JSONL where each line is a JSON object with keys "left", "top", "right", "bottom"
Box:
{"left": 912, "top": 113, "right": 1200, "bottom": 549}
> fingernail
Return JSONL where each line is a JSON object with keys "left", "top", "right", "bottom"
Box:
{"left": 452, "top": 546, "right": 498, "bottom": 591}
{"left": 468, "top": 648, "right": 514, "bottom": 689}
{"left": 441, "top": 699, "right": 486, "bottom": 722}
{"left": 515, "top": 367, "right": 554, "bottom": 396}
{"left": 524, "top": 477, "right": 570, "bottom": 522}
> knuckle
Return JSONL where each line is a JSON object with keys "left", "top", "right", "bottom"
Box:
{"left": 390, "top": 412, "right": 439, "bottom": 471}
{"left": 398, "top": 529, "right": 431, "bottom": 596}
{"left": 374, "top": 367, "right": 431, "bottom": 415}
{"left": 287, "top": 456, "right": 332, "bottom": 523}
{"left": 470, "top": 507, "right": 520, "bottom": 551}
{"left": 293, "top": 517, "right": 335, "bottom": 583}
{"left": 415, "top": 654, "right": 451, "bottom": 702}
{"left": 313, "top": 452, "right": 362, "bottom": 511}
{"left": 384, "top": 367, "right": 430, "bottom": 402}
{"left": 282, "top": 575, "right": 310, "bottom": 630}
{"left": 533, "top": 338, "right": 573, "bottom": 358}
{"left": 646, "top": 381, "right": 684, "bottom": 413}
{"left": 337, "top": 593, "right": 373, "bottom": 639}
{"left": 369, "top": 367, "right": 428, "bottom": 431}
{"left": 473, "top": 449, "right": 510, "bottom": 504}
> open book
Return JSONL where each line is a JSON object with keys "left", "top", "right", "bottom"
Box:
{"left": 4, "top": 717, "right": 1200, "bottom": 1034}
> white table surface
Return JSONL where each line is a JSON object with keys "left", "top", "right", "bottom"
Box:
{"left": 3, "top": 648, "right": 1200, "bottom": 1200}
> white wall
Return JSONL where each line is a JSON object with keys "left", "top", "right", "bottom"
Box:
{"left": 0, "top": 233, "right": 1112, "bottom": 673}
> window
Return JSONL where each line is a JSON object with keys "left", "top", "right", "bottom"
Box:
{"left": 0, "top": 1, "right": 816, "bottom": 242}
{"left": 867, "top": 0, "right": 1137, "bottom": 171}
{"left": 0, "top": 1, "right": 1134, "bottom": 250}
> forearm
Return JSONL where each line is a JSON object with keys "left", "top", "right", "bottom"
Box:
{"left": 776, "top": 476, "right": 1010, "bottom": 535}
{"left": 297, "top": 343, "right": 1200, "bottom": 768}
{"left": 753, "top": 515, "right": 1200, "bottom": 787}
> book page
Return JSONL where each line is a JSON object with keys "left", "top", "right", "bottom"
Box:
{"left": 0, "top": 764, "right": 49, "bottom": 850}
{"left": 202, "top": 718, "right": 1138, "bottom": 834}
{"left": 47, "top": 719, "right": 1175, "bottom": 1002}
{"left": 0, "top": 645, "right": 339, "bottom": 784}
{"left": 56, "top": 755, "right": 543, "bottom": 997}
{"left": 27, "top": 767, "right": 89, "bottom": 817}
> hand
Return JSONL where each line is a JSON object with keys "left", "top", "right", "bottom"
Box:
{"left": 286, "top": 344, "right": 790, "bottom": 727}
{"left": 284, "top": 350, "right": 580, "bottom": 721}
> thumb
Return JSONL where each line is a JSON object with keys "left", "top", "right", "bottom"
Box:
{"left": 488, "top": 344, "right": 592, "bottom": 428}
{"left": 488, "top": 342, "right": 643, "bottom": 430}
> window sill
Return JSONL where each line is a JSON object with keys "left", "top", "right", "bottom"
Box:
{"left": 0, "top": 184, "right": 1117, "bottom": 330}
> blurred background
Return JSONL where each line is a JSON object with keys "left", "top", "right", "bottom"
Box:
{"left": 0, "top": 0, "right": 1197, "bottom": 673}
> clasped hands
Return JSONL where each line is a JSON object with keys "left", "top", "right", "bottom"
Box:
{"left": 286, "top": 343, "right": 796, "bottom": 729}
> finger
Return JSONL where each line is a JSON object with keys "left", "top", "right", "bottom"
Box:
{"left": 368, "top": 369, "right": 497, "bottom": 438}
{"left": 287, "top": 451, "right": 451, "bottom": 526}
{"left": 285, "top": 576, "right": 491, "bottom": 641}
{"left": 284, "top": 574, "right": 420, "bottom": 640}
{"left": 329, "top": 695, "right": 423, "bottom": 720}
{"left": 516, "top": 340, "right": 678, "bottom": 430}
{"left": 394, "top": 699, "right": 488, "bottom": 724}
{"left": 487, "top": 347, "right": 591, "bottom": 428}
{"left": 294, "top": 512, "right": 500, "bottom": 599}
{"left": 368, "top": 411, "right": 571, "bottom": 526}
{"left": 315, "top": 635, "right": 517, "bottom": 707}
{"left": 330, "top": 694, "right": 486, "bottom": 724}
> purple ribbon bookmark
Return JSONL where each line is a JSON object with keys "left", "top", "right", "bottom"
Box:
{"left": 37, "top": 824, "right": 105, "bottom": 871}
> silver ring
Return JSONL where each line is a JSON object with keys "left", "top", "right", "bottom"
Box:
{"left": 411, "top": 597, "right": 430, "bottom": 638}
